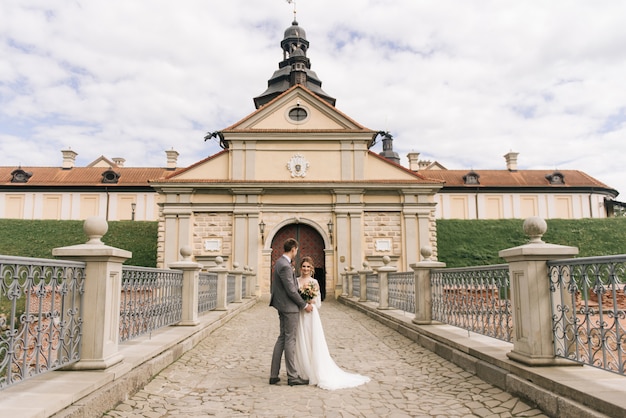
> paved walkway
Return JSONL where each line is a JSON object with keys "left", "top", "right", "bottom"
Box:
{"left": 103, "top": 298, "right": 547, "bottom": 417}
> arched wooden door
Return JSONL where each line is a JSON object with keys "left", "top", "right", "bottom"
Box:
{"left": 271, "top": 223, "right": 327, "bottom": 300}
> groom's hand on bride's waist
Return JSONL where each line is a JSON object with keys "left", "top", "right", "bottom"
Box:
{"left": 304, "top": 303, "right": 313, "bottom": 313}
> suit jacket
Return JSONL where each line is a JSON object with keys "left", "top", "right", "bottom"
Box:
{"left": 270, "top": 255, "right": 307, "bottom": 313}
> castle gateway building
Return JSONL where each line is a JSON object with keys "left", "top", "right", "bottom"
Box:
{"left": 0, "top": 20, "right": 619, "bottom": 296}
{"left": 150, "top": 20, "right": 442, "bottom": 295}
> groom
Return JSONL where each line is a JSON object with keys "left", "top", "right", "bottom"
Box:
{"left": 269, "top": 238, "right": 313, "bottom": 386}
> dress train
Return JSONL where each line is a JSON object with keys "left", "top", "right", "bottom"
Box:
{"left": 294, "top": 293, "right": 370, "bottom": 390}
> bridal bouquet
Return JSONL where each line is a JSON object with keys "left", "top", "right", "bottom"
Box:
{"left": 299, "top": 281, "right": 318, "bottom": 302}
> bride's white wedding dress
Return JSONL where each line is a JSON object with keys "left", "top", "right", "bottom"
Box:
{"left": 294, "top": 277, "right": 370, "bottom": 390}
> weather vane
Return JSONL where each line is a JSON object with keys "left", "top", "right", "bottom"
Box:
{"left": 286, "top": 0, "right": 297, "bottom": 21}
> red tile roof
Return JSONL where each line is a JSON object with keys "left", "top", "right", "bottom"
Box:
{"left": 0, "top": 167, "right": 180, "bottom": 187}
{"left": 420, "top": 169, "right": 615, "bottom": 191}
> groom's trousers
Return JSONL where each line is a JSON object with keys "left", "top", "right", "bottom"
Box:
{"left": 271, "top": 311, "right": 300, "bottom": 379}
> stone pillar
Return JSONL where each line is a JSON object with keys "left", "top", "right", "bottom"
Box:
{"left": 358, "top": 262, "right": 372, "bottom": 302}
{"left": 210, "top": 256, "right": 229, "bottom": 311}
{"left": 243, "top": 266, "right": 252, "bottom": 298}
{"left": 248, "top": 266, "right": 257, "bottom": 297}
{"left": 499, "top": 217, "right": 578, "bottom": 366}
{"left": 169, "top": 246, "right": 203, "bottom": 326}
{"left": 411, "top": 246, "right": 445, "bottom": 325}
{"left": 231, "top": 262, "right": 243, "bottom": 303}
{"left": 347, "top": 265, "right": 355, "bottom": 297}
{"left": 376, "top": 256, "right": 396, "bottom": 310}
{"left": 338, "top": 267, "right": 346, "bottom": 297}
{"left": 52, "top": 217, "right": 130, "bottom": 370}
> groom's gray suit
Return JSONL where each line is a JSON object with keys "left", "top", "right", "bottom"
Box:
{"left": 270, "top": 253, "right": 308, "bottom": 382}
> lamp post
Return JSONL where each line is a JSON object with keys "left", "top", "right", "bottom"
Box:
{"left": 259, "top": 220, "right": 265, "bottom": 244}
{"left": 131, "top": 203, "right": 136, "bottom": 221}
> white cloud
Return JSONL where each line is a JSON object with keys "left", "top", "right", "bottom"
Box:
{"left": 1, "top": 0, "right": 625, "bottom": 195}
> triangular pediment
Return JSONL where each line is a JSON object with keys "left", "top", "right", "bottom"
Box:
{"left": 224, "top": 85, "right": 371, "bottom": 134}
{"left": 164, "top": 85, "right": 436, "bottom": 185}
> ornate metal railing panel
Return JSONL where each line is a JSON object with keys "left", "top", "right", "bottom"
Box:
{"left": 227, "top": 274, "right": 235, "bottom": 303}
{"left": 389, "top": 272, "right": 415, "bottom": 313}
{"left": 119, "top": 267, "right": 182, "bottom": 342}
{"left": 366, "top": 273, "right": 379, "bottom": 303}
{"left": 351, "top": 274, "right": 360, "bottom": 298}
{"left": 549, "top": 255, "right": 626, "bottom": 375}
{"left": 431, "top": 265, "right": 511, "bottom": 342}
{"left": 0, "top": 256, "right": 85, "bottom": 390}
{"left": 198, "top": 273, "right": 217, "bottom": 314}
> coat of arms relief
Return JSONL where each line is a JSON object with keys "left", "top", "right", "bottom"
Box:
{"left": 286, "top": 154, "right": 309, "bottom": 178}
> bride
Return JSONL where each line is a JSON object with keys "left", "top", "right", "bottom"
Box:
{"left": 294, "top": 256, "right": 370, "bottom": 390}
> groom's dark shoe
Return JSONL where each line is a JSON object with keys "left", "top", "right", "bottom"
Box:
{"left": 269, "top": 377, "right": 280, "bottom": 385}
{"left": 288, "top": 377, "right": 309, "bottom": 386}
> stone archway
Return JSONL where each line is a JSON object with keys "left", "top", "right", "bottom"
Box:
{"left": 270, "top": 223, "right": 327, "bottom": 300}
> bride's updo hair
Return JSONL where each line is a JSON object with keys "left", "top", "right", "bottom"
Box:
{"left": 300, "top": 256, "right": 315, "bottom": 277}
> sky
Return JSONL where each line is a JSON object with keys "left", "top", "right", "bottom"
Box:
{"left": 1, "top": 1, "right": 626, "bottom": 197}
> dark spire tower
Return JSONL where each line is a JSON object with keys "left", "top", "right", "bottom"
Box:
{"left": 253, "top": 14, "right": 336, "bottom": 109}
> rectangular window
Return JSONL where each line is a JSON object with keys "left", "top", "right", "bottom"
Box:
{"left": 6, "top": 195, "right": 25, "bottom": 219}
{"left": 520, "top": 196, "right": 538, "bottom": 219}
{"left": 80, "top": 195, "right": 100, "bottom": 219}
{"left": 554, "top": 196, "right": 572, "bottom": 219}
{"left": 450, "top": 196, "right": 468, "bottom": 219}
{"left": 42, "top": 195, "right": 62, "bottom": 220}
{"left": 485, "top": 196, "right": 503, "bottom": 219}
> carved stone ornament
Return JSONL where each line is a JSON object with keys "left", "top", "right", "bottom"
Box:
{"left": 286, "top": 153, "right": 309, "bottom": 178}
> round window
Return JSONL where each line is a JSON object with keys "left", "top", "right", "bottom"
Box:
{"left": 288, "top": 107, "right": 308, "bottom": 121}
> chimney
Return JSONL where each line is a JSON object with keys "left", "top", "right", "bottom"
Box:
{"left": 112, "top": 157, "right": 125, "bottom": 167}
{"left": 504, "top": 151, "right": 519, "bottom": 172}
{"left": 418, "top": 160, "right": 432, "bottom": 170}
{"left": 407, "top": 152, "right": 420, "bottom": 171}
{"left": 166, "top": 149, "right": 179, "bottom": 170}
{"left": 61, "top": 149, "right": 78, "bottom": 169}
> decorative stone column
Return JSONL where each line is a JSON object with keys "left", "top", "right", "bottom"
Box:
{"left": 53, "top": 217, "right": 130, "bottom": 370}
{"left": 358, "top": 261, "right": 372, "bottom": 302}
{"left": 210, "top": 256, "right": 229, "bottom": 311}
{"left": 376, "top": 256, "right": 396, "bottom": 310}
{"left": 169, "top": 246, "right": 203, "bottom": 326}
{"left": 499, "top": 216, "right": 578, "bottom": 366}
{"left": 410, "top": 246, "right": 445, "bottom": 325}
{"left": 231, "top": 262, "right": 243, "bottom": 303}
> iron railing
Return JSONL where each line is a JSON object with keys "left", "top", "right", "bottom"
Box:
{"left": 431, "top": 265, "right": 512, "bottom": 342}
{"left": 0, "top": 256, "right": 85, "bottom": 389}
{"left": 119, "top": 266, "right": 183, "bottom": 342}
{"left": 198, "top": 272, "right": 218, "bottom": 313}
{"left": 227, "top": 274, "right": 235, "bottom": 303}
{"left": 366, "top": 273, "right": 379, "bottom": 303}
{"left": 549, "top": 255, "right": 626, "bottom": 375}
{"left": 388, "top": 271, "right": 415, "bottom": 313}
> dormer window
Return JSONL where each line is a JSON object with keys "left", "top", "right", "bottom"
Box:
{"left": 10, "top": 168, "right": 33, "bottom": 183}
{"left": 463, "top": 171, "right": 480, "bottom": 185}
{"left": 101, "top": 169, "right": 120, "bottom": 184}
{"left": 545, "top": 171, "right": 564, "bottom": 185}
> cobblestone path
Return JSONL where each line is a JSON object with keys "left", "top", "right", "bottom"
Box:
{"left": 103, "top": 298, "right": 547, "bottom": 417}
